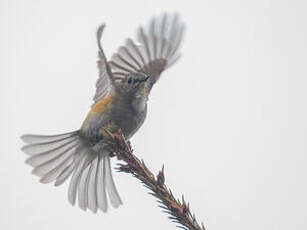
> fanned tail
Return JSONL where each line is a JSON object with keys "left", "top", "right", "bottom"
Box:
{"left": 68, "top": 152, "right": 122, "bottom": 212}
{"left": 21, "top": 131, "right": 122, "bottom": 213}
{"left": 21, "top": 131, "right": 80, "bottom": 184}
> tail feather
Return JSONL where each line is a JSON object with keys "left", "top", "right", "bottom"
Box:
{"left": 22, "top": 136, "right": 78, "bottom": 156}
{"left": 40, "top": 155, "right": 74, "bottom": 184}
{"left": 25, "top": 141, "right": 78, "bottom": 167}
{"left": 32, "top": 145, "right": 77, "bottom": 176}
{"left": 105, "top": 156, "right": 123, "bottom": 207}
{"left": 97, "top": 156, "right": 108, "bottom": 212}
{"left": 68, "top": 149, "right": 89, "bottom": 205}
{"left": 21, "top": 131, "right": 123, "bottom": 213}
{"left": 54, "top": 163, "right": 75, "bottom": 186}
{"left": 78, "top": 161, "right": 93, "bottom": 210}
{"left": 21, "top": 131, "right": 76, "bottom": 144}
{"left": 87, "top": 157, "right": 99, "bottom": 213}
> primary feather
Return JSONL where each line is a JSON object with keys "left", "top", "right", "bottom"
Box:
{"left": 93, "top": 13, "right": 185, "bottom": 107}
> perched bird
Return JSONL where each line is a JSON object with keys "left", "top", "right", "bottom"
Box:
{"left": 21, "top": 13, "right": 185, "bottom": 213}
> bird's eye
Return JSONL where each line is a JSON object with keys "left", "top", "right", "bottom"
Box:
{"left": 127, "top": 78, "right": 132, "bottom": 84}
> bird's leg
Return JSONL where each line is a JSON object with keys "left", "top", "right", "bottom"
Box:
{"left": 101, "top": 122, "right": 122, "bottom": 156}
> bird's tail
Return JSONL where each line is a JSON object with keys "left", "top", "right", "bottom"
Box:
{"left": 21, "top": 131, "right": 122, "bottom": 213}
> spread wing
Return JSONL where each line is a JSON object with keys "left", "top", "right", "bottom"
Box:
{"left": 92, "top": 13, "right": 185, "bottom": 107}
{"left": 92, "top": 24, "right": 116, "bottom": 106}
{"left": 110, "top": 13, "right": 185, "bottom": 89}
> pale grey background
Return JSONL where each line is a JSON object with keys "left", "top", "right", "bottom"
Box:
{"left": 1, "top": 0, "right": 307, "bottom": 230}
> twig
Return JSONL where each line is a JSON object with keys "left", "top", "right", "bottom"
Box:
{"left": 103, "top": 126, "right": 206, "bottom": 230}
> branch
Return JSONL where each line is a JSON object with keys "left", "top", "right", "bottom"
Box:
{"left": 103, "top": 126, "right": 206, "bottom": 230}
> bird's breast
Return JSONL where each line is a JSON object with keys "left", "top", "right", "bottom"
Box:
{"left": 111, "top": 100, "right": 147, "bottom": 139}
{"left": 80, "top": 94, "right": 147, "bottom": 144}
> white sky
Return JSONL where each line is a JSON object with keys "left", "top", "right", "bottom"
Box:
{"left": 1, "top": 0, "right": 307, "bottom": 230}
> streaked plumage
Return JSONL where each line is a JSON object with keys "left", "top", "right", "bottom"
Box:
{"left": 21, "top": 13, "right": 184, "bottom": 213}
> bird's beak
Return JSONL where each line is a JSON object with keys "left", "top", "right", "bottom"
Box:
{"left": 139, "top": 76, "right": 150, "bottom": 83}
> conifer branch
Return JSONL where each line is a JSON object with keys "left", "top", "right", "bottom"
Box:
{"left": 103, "top": 126, "right": 206, "bottom": 230}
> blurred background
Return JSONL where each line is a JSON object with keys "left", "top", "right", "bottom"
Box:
{"left": 1, "top": 0, "right": 307, "bottom": 229}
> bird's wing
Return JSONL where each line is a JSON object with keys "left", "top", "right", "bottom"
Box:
{"left": 110, "top": 13, "right": 185, "bottom": 90}
{"left": 92, "top": 13, "right": 185, "bottom": 107}
{"left": 92, "top": 24, "right": 118, "bottom": 107}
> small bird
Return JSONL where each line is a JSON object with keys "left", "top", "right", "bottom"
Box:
{"left": 21, "top": 13, "right": 185, "bottom": 213}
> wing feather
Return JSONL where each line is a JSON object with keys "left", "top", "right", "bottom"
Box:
{"left": 92, "top": 13, "right": 184, "bottom": 106}
{"left": 112, "top": 13, "right": 184, "bottom": 88}
{"left": 92, "top": 24, "right": 116, "bottom": 107}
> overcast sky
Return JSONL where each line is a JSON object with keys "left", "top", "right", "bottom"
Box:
{"left": 1, "top": 0, "right": 307, "bottom": 230}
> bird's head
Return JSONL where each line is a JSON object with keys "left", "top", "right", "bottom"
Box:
{"left": 116, "top": 72, "right": 150, "bottom": 96}
{"left": 115, "top": 72, "right": 150, "bottom": 111}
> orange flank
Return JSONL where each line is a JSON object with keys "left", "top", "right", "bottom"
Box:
{"left": 82, "top": 93, "right": 114, "bottom": 128}
{"left": 91, "top": 93, "right": 114, "bottom": 113}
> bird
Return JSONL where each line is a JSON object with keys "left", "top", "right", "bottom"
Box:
{"left": 21, "top": 13, "right": 185, "bottom": 213}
